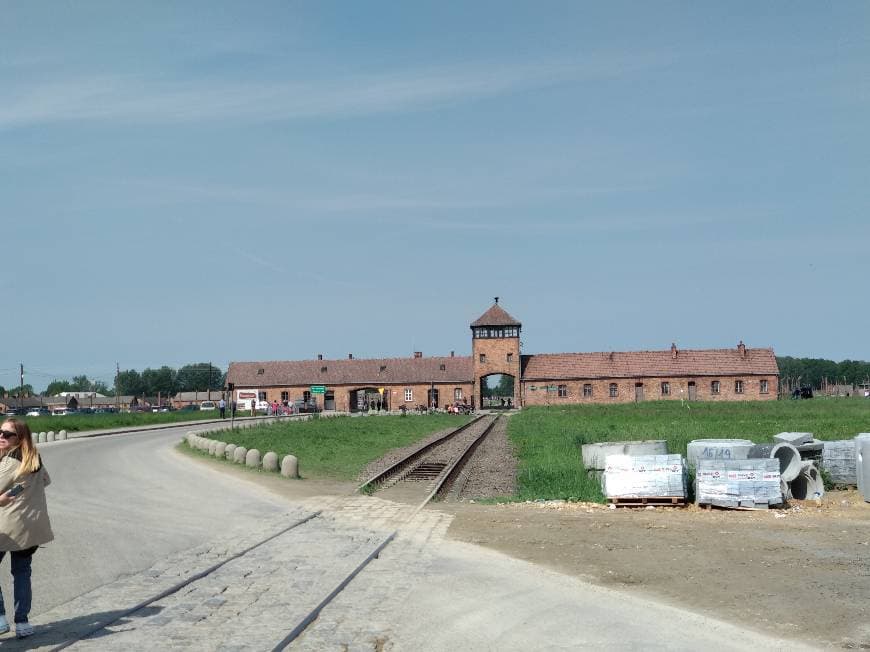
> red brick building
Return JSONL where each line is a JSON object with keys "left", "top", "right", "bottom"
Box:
{"left": 226, "top": 300, "right": 778, "bottom": 411}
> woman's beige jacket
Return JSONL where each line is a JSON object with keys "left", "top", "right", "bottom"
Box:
{"left": 0, "top": 452, "right": 54, "bottom": 551}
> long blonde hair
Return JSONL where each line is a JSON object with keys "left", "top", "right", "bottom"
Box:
{"left": 1, "top": 418, "right": 41, "bottom": 478}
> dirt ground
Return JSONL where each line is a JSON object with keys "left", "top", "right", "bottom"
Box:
{"left": 441, "top": 493, "right": 870, "bottom": 649}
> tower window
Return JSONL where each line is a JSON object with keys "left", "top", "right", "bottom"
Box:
{"left": 506, "top": 352, "right": 513, "bottom": 362}
{"left": 479, "top": 354, "right": 486, "bottom": 363}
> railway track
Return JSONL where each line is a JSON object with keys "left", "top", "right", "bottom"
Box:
{"left": 48, "top": 414, "right": 502, "bottom": 651}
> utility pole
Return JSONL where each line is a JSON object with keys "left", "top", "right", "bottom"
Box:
{"left": 19, "top": 363, "right": 24, "bottom": 412}
{"left": 115, "top": 363, "right": 120, "bottom": 412}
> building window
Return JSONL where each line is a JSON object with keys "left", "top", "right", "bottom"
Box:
{"left": 583, "top": 384, "right": 593, "bottom": 397}
{"left": 404, "top": 388, "right": 413, "bottom": 402}
{"left": 661, "top": 382, "right": 670, "bottom": 396}
{"left": 735, "top": 380, "right": 744, "bottom": 394}
{"left": 558, "top": 384, "right": 568, "bottom": 398}
{"left": 609, "top": 383, "right": 618, "bottom": 398}
{"left": 303, "top": 391, "right": 311, "bottom": 402}
{"left": 760, "top": 379, "right": 769, "bottom": 394}
{"left": 258, "top": 391, "right": 267, "bottom": 401}
{"left": 454, "top": 388, "right": 463, "bottom": 400}
{"left": 507, "top": 352, "right": 513, "bottom": 363}
{"left": 280, "top": 391, "right": 289, "bottom": 401}
{"left": 711, "top": 380, "right": 720, "bottom": 395}
{"left": 479, "top": 354, "right": 486, "bottom": 363}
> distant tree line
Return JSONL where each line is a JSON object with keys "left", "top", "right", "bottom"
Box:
{"left": 0, "top": 363, "right": 227, "bottom": 398}
{"left": 777, "top": 356, "right": 870, "bottom": 388}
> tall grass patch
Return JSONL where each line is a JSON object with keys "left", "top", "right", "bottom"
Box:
{"left": 208, "top": 414, "right": 471, "bottom": 480}
{"left": 21, "top": 410, "right": 219, "bottom": 433}
{"left": 509, "top": 399, "right": 870, "bottom": 501}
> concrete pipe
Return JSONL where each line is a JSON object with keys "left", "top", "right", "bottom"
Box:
{"left": 245, "top": 449, "right": 261, "bottom": 468}
{"left": 771, "top": 442, "right": 802, "bottom": 482}
{"left": 790, "top": 462, "right": 824, "bottom": 500}
{"left": 581, "top": 440, "right": 667, "bottom": 471}
{"left": 224, "top": 443, "right": 237, "bottom": 460}
{"left": 262, "top": 452, "right": 279, "bottom": 472}
{"left": 281, "top": 455, "right": 299, "bottom": 478}
{"left": 686, "top": 439, "right": 754, "bottom": 469}
{"left": 233, "top": 446, "right": 247, "bottom": 464}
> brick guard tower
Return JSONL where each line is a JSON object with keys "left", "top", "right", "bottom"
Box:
{"left": 471, "top": 298, "right": 522, "bottom": 409}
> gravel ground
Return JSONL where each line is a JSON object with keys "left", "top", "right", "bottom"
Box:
{"left": 455, "top": 413, "right": 518, "bottom": 500}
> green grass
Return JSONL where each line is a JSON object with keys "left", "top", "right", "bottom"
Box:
{"left": 204, "top": 414, "right": 472, "bottom": 480}
{"left": 509, "top": 399, "right": 870, "bottom": 502}
{"left": 17, "top": 410, "right": 220, "bottom": 432}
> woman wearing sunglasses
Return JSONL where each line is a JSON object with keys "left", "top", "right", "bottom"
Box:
{"left": 0, "top": 418, "right": 53, "bottom": 640}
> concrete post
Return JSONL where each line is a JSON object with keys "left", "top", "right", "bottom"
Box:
{"left": 245, "top": 449, "right": 261, "bottom": 468}
{"left": 281, "top": 455, "right": 299, "bottom": 478}
{"left": 233, "top": 446, "right": 247, "bottom": 464}
{"left": 262, "top": 452, "right": 279, "bottom": 472}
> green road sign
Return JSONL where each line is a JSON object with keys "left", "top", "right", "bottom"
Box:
{"left": 310, "top": 385, "right": 326, "bottom": 394}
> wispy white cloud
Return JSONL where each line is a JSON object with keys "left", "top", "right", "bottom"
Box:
{"left": 0, "top": 54, "right": 673, "bottom": 130}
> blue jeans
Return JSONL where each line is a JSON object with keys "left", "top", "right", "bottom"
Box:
{"left": 0, "top": 546, "right": 37, "bottom": 623}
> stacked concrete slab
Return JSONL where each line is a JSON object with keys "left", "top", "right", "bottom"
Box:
{"left": 603, "top": 454, "right": 687, "bottom": 499}
{"left": 822, "top": 440, "right": 858, "bottom": 485}
{"left": 695, "top": 458, "right": 783, "bottom": 509}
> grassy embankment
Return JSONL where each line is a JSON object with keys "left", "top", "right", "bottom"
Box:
{"left": 17, "top": 410, "right": 220, "bottom": 433}
{"left": 201, "top": 414, "right": 472, "bottom": 479}
{"left": 509, "top": 399, "right": 870, "bottom": 502}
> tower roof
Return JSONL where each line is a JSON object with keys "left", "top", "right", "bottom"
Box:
{"left": 471, "top": 300, "right": 521, "bottom": 327}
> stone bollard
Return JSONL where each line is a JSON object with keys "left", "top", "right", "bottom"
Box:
{"left": 281, "top": 455, "right": 299, "bottom": 478}
{"left": 245, "top": 449, "right": 261, "bottom": 468}
{"left": 47, "top": 431, "right": 55, "bottom": 442}
{"left": 233, "top": 446, "right": 247, "bottom": 464}
{"left": 215, "top": 442, "right": 227, "bottom": 458}
{"left": 262, "top": 452, "right": 279, "bottom": 472}
{"left": 58, "top": 430, "right": 67, "bottom": 440}
{"left": 36, "top": 432, "right": 44, "bottom": 443}
{"left": 225, "top": 444, "right": 236, "bottom": 460}
{"left": 208, "top": 440, "right": 218, "bottom": 455}
{"left": 187, "top": 432, "right": 197, "bottom": 447}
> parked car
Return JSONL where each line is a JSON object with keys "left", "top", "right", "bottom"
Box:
{"left": 94, "top": 407, "right": 117, "bottom": 414}
{"left": 3, "top": 408, "right": 23, "bottom": 416}
{"left": 179, "top": 404, "right": 200, "bottom": 412}
{"left": 200, "top": 400, "right": 217, "bottom": 411}
{"left": 25, "top": 407, "right": 51, "bottom": 417}
{"left": 292, "top": 399, "right": 319, "bottom": 414}
{"left": 77, "top": 407, "right": 95, "bottom": 415}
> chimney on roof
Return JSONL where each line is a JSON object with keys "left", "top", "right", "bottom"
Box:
{"left": 671, "top": 343, "right": 678, "bottom": 359}
{"left": 348, "top": 353, "right": 353, "bottom": 360}
{"left": 738, "top": 341, "right": 746, "bottom": 358}
{"left": 317, "top": 354, "right": 323, "bottom": 361}
{"left": 609, "top": 351, "right": 614, "bottom": 361}
{"left": 414, "top": 352, "right": 422, "bottom": 358}
{"left": 494, "top": 296, "right": 499, "bottom": 304}
{"left": 450, "top": 351, "right": 454, "bottom": 357}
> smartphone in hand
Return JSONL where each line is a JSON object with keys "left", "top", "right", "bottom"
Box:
{"left": 5, "top": 483, "right": 24, "bottom": 497}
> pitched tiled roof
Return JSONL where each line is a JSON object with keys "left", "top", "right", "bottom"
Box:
{"left": 521, "top": 347, "right": 778, "bottom": 380}
{"left": 227, "top": 356, "right": 473, "bottom": 388}
{"left": 471, "top": 303, "right": 521, "bottom": 327}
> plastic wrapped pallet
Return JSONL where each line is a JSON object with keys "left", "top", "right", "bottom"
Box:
{"left": 603, "top": 454, "right": 687, "bottom": 499}
{"left": 695, "top": 458, "right": 782, "bottom": 509}
{"left": 821, "top": 440, "right": 857, "bottom": 486}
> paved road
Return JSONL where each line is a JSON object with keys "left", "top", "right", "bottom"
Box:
{"left": 3, "top": 424, "right": 290, "bottom": 617}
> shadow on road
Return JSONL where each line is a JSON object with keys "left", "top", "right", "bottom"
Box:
{"left": 0, "top": 605, "right": 163, "bottom": 650}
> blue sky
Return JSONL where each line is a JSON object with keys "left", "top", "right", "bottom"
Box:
{"left": 1, "top": 1, "right": 868, "bottom": 391}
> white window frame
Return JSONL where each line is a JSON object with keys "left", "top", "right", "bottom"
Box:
{"left": 404, "top": 388, "right": 413, "bottom": 402}
{"left": 454, "top": 388, "right": 463, "bottom": 400}
{"left": 735, "top": 380, "right": 744, "bottom": 394}
{"left": 760, "top": 379, "right": 769, "bottom": 394}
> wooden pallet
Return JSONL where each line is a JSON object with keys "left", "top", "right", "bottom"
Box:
{"left": 607, "top": 496, "right": 686, "bottom": 507}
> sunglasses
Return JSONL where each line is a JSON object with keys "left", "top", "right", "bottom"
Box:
{"left": 0, "top": 430, "right": 19, "bottom": 439}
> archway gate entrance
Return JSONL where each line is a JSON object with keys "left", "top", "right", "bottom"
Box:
{"left": 349, "top": 387, "right": 388, "bottom": 412}
{"left": 480, "top": 373, "right": 516, "bottom": 409}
